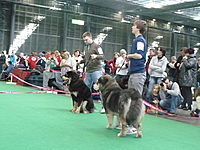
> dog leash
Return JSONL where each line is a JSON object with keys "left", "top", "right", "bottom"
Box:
{"left": 113, "top": 59, "right": 127, "bottom": 79}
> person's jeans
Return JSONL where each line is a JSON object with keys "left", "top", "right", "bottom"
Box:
{"left": 84, "top": 70, "right": 102, "bottom": 90}
{"left": 159, "top": 95, "right": 181, "bottom": 113}
{"left": 146, "top": 76, "right": 162, "bottom": 99}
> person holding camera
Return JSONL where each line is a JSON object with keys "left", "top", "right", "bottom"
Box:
{"left": 159, "top": 77, "right": 183, "bottom": 116}
{"left": 46, "top": 52, "right": 59, "bottom": 71}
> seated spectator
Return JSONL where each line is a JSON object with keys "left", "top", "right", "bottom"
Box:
{"left": 46, "top": 52, "right": 59, "bottom": 71}
{"left": 36, "top": 53, "right": 46, "bottom": 70}
{"left": 9, "top": 52, "right": 16, "bottom": 66}
{"left": 102, "top": 60, "right": 110, "bottom": 75}
{"left": 0, "top": 61, "right": 14, "bottom": 81}
{"left": 146, "top": 84, "right": 163, "bottom": 115}
{"left": 55, "top": 50, "right": 62, "bottom": 66}
{"left": 190, "top": 86, "right": 200, "bottom": 117}
{"left": 27, "top": 52, "right": 38, "bottom": 69}
{"left": 60, "top": 51, "right": 76, "bottom": 76}
{"left": 159, "top": 77, "right": 183, "bottom": 116}
{"left": 16, "top": 53, "right": 27, "bottom": 68}
{"left": 72, "top": 49, "right": 84, "bottom": 75}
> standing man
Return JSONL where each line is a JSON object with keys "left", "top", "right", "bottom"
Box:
{"left": 126, "top": 20, "right": 147, "bottom": 135}
{"left": 127, "top": 20, "right": 147, "bottom": 95}
{"left": 0, "top": 51, "right": 6, "bottom": 75}
{"left": 81, "top": 32, "right": 104, "bottom": 112}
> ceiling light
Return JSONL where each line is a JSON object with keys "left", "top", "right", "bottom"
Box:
{"left": 155, "top": 36, "right": 163, "bottom": 40}
{"left": 118, "top": 11, "right": 122, "bottom": 14}
{"left": 175, "top": 10, "right": 183, "bottom": 14}
{"left": 121, "top": 18, "right": 130, "bottom": 23}
{"left": 181, "top": 25, "right": 184, "bottom": 28}
{"left": 77, "top": 3, "right": 80, "bottom": 6}
{"left": 128, "top": 0, "right": 197, "bottom": 9}
{"left": 136, "top": 15, "right": 140, "bottom": 18}
{"left": 196, "top": 43, "right": 200, "bottom": 46}
{"left": 167, "top": 22, "right": 171, "bottom": 25}
{"left": 152, "top": 19, "right": 156, "bottom": 21}
{"left": 193, "top": 17, "right": 200, "bottom": 20}
{"left": 194, "top": 28, "right": 197, "bottom": 30}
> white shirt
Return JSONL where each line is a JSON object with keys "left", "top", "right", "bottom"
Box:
{"left": 115, "top": 56, "right": 128, "bottom": 75}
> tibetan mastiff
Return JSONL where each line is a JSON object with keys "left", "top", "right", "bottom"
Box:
{"left": 93, "top": 75, "right": 145, "bottom": 138}
{"left": 62, "top": 71, "right": 94, "bottom": 114}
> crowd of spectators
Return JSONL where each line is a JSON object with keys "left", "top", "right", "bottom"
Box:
{"left": 0, "top": 45, "right": 199, "bottom": 117}
{"left": 105, "top": 47, "right": 199, "bottom": 117}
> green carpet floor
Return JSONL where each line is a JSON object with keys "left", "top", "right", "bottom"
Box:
{"left": 0, "top": 82, "right": 200, "bottom": 150}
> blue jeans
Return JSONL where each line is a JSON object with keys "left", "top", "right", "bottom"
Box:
{"left": 146, "top": 76, "right": 162, "bottom": 99}
{"left": 84, "top": 70, "right": 102, "bottom": 90}
{"left": 159, "top": 95, "right": 181, "bottom": 113}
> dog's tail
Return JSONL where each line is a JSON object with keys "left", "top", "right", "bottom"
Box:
{"left": 120, "top": 89, "right": 145, "bottom": 125}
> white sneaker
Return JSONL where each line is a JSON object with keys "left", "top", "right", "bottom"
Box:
{"left": 115, "top": 125, "right": 122, "bottom": 130}
{"left": 126, "top": 126, "right": 137, "bottom": 135}
{"left": 100, "top": 108, "right": 105, "bottom": 114}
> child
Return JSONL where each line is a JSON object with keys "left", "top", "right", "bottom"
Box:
{"left": 190, "top": 86, "right": 200, "bottom": 117}
{"left": 146, "top": 84, "right": 162, "bottom": 115}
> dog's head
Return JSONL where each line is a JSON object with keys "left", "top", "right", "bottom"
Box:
{"left": 62, "top": 71, "right": 80, "bottom": 85}
{"left": 93, "top": 75, "right": 115, "bottom": 91}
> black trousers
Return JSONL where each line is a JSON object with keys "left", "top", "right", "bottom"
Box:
{"left": 180, "top": 86, "right": 192, "bottom": 108}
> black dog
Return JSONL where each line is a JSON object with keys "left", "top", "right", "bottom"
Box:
{"left": 62, "top": 71, "right": 94, "bottom": 114}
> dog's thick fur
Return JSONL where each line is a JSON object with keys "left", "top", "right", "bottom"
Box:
{"left": 93, "top": 75, "right": 145, "bottom": 138}
{"left": 62, "top": 71, "right": 94, "bottom": 114}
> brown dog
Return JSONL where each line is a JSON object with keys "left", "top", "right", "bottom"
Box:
{"left": 94, "top": 75, "right": 145, "bottom": 137}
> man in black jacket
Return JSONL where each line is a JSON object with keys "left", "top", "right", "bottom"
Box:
{"left": 174, "top": 47, "right": 187, "bottom": 83}
{"left": 0, "top": 51, "right": 6, "bottom": 75}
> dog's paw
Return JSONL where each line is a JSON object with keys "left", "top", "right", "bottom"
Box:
{"left": 74, "top": 110, "right": 80, "bottom": 114}
{"left": 136, "top": 134, "right": 142, "bottom": 138}
{"left": 118, "top": 132, "right": 126, "bottom": 137}
{"left": 83, "top": 110, "right": 90, "bottom": 114}
{"left": 70, "top": 109, "right": 75, "bottom": 112}
{"left": 106, "top": 125, "right": 112, "bottom": 129}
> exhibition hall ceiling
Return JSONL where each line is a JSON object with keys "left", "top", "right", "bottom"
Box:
{"left": 2, "top": 0, "right": 200, "bottom": 28}
{"left": 72, "top": 0, "right": 200, "bottom": 28}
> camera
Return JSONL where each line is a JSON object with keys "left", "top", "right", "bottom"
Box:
{"left": 160, "top": 83, "right": 164, "bottom": 86}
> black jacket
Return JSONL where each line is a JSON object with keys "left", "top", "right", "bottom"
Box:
{"left": 0, "top": 55, "right": 6, "bottom": 64}
{"left": 179, "top": 54, "right": 196, "bottom": 87}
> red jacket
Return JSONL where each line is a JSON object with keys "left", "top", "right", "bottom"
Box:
{"left": 27, "top": 56, "right": 38, "bottom": 69}
{"left": 107, "top": 58, "right": 117, "bottom": 74}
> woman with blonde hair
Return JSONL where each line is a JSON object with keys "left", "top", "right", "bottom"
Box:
{"left": 60, "top": 51, "right": 76, "bottom": 76}
{"left": 55, "top": 50, "right": 62, "bottom": 66}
